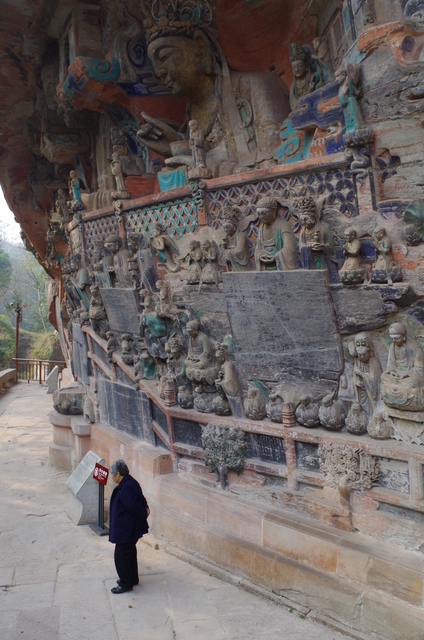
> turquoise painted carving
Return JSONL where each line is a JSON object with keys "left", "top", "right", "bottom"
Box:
{"left": 157, "top": 167, "right": 188, "bottom": 192}
{"left": 273, "top": 120, "right": 313, "bottom": 164}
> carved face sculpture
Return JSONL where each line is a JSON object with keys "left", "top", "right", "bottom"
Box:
{"left": 257, "top": 205, "right": 277, "bottom": 226}
{"left": 335, "top": 68, "right": 347, "bottom": 85}
{"left": 111, "top": 152, "right": 120, "bottom": 163}
{"left": 186, "top": 321, "right": 199, "bottom": 338}
{"left": 104, "top": 240, "right": 119, "bottom": 255}
{"left": 344, "top": 228, "right": 356, "bottom": 243}
{"left": 201, "top": 239, "right": 211, "bottom": 252}
{"left": 70, "top": 170, "right": 76, "bottom": 179}
{"left": 354, "top": 336, "right": 372, "bottom": 363}
{"left": 389, "top": 325, "right": 406, "bottom": 347}
{"left": 291, "top": 58, "right": 308, "bottom": 79}
{"left": 222, "top": 220, "right": 236, "bottom": 237}
{"left": 373, "top": 227, "right": 385, "bottom": 242}
{"left": 148, "top": 34, "right": 211, "bottom": 98}
{"left": 299, "top": 210, "right": 316, "bottom": 230}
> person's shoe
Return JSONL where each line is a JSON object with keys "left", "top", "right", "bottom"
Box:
{"left": 111, "top": 585, "right": 133, "bottom": 594}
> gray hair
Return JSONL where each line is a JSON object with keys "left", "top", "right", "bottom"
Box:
{"left": 109, "top": 459, "right": 129, "bottom": 476}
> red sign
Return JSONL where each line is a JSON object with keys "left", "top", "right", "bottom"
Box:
{"left": 93, "top": 462, "right": 109, "bottom": 485}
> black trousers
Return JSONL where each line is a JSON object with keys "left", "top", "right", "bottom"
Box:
{"left": 114, "top": 542, "right": 139, "bottom": 587}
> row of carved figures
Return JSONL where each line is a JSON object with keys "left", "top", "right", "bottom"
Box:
{"left": 82, "top": 197, "right": 403, "bottom": 291}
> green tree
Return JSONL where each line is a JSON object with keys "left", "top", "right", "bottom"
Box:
{"left": 0, "top": 313, "right": 14, "bottom": 368}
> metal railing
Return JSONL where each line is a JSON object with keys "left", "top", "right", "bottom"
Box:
{"left": 12, "top": 359, "right": 66, "bottom": 384}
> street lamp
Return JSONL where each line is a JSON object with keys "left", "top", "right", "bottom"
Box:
{"left": 10, "top": 302, "right": 28, "bottom": 367}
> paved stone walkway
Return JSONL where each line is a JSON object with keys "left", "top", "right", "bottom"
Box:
{"left": 0, "top": 382, "right": 350, "bottom": 640}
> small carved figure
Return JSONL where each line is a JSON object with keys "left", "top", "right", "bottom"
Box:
{"left": 312, "top": 37, "right": 333, "bottom": 81}
{"left": 56, "top": 188, "right": 72, "bottom": 225}
{"left": 289, "top": 42, "right": 324, "bottom": 111}
{"left": 188, "top": 120, "right": 211, "bottom": 179}
{"left": 186, "top": 240, "right": 203, "bottom": 284}
{"left": 177, "top": 385, "right": 194, "bottom": 410}
{"left": 185, "top": 320, "right": 220, "bottom": 388}
{"left": 214, "top": 342, "right": 241, "bottom": 417}
{"left": 254, "top": 196, "right": 298, "bottom": 271}
{"left": 335, "top": 64, "right": 364, "bottom": 133}
{"left": 367, "top": 412, "right": 393, "bottom": 440}
{"left": 266, "top": 391, "right": 284, "bottom": 423}
{"left": 244, "top": 385, "right": 267, "bottom": 421}
{"left": 128, "top": 257, "right": 140, "bottom": 289}
{"left": 219, "top": 205, "right": 251, "bottom": 272}
{"left": 88, "top": 283, "right": 109, "bottom": 339}
{"left": 371, "top": 226, "right": 402, "bottom": 285}
{"left": 339, "top": 227, "right": 366, "bottom": 285}
{"left": 200, "top": 239, "right": 221, "bottom": 285}
{"left": 381, "top": 322, "right": 424, "bottom": 412}
{"left": 319, "top": 393, "right": 345, "bottom": 430}
{"left": 104, "top": 234, "right": 133, "bottom": 288}
{"left": 349, "top": 333, "right": 382, "bottom": 417}
{"left": 134, "top": 347, "right": 156, "bottom": 380}
{"left": 295, "top": 394, "right": 320, "bottom": 427}
{"left": 121, "top": 333, "right": 135, "bottom": 365}
{"left": 193, "top": 386, "right": 214, "bottom": 413}
{"left": 110, "top": 151, "right": 130, "bottom": 198}
{"left": 151, "top": 221, "right": 180, "bottom": 272}
{"left": 69, "top": 170, "right": 84, "bottom": 211}
{"left": 155, "top": 279, "right": 176, "bottom": 318}
{"left": 298, "top": 196, "right": 338, "bottom": 282}
{"left": 345, "top": 402, "right": 368, "bottom": 435}
{"left": 138, "top": 291, "right": 172, "bottom": 375}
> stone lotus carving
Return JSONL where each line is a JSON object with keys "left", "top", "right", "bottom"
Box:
{"left": 244, "top": 384, "right": 267, "bottom": 421}
{"left": 266, "top": 391, "right": 284, "bottom": 423}
{"left": 349, "top": 333, "right": 382, "bottom": 417}
{"left": 295, "top": 395, "right": 320, "bottom": 428}
{"left": 339, "top": 227, "right": 366, "bottom": 285}
{"left": 318, "top": 393, "right": 345, "bottom": 431}
{"left": 371, "top": 226, "right": 402, "bottom": 285}
{"left": 381, "top": 322, "right": 424, "bottom": 412}
{"left": 319, "top": 443, "right": 380, "bottom": 491}
{"left": 137, "top": 0, "right": 289, "bottom": 176}
{"left": 201, "top": 422, "right": 246, "bottom": 489}
{"left": 367, "top": 412, "right": 393, "bottom": 440}
{"left": 345, "top": 402, "right": 368, "bottom": 435}
{"left": 194, "top": 386, "right": 213, "bottom": 413}
{"left": 254, "top": 196, "right": 298, "bottom": 272}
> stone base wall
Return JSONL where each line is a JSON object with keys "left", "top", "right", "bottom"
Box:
{"left": 82, "top": 419, "right": 424, "bottom": 640}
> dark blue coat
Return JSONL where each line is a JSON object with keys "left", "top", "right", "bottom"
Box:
{"left": 109, "top": 475, "right": 149, "bottom": 544}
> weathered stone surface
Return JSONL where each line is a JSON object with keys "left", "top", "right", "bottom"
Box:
{"left": 97, "top": 378, "right": 155, "bottom": 445}
{"left": 222, "top": 271, "right": 342, "bottom": 382}
{"left": 100, "top": 288, "right": 139, "bottom": 335}
{"left": 72, "top": 323, "right": 90, "bottom": 386}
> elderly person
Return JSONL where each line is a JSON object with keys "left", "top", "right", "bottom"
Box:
{"left": 109, "top": 460, "right": 150, "bottom": 594}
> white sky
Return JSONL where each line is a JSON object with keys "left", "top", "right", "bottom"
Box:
{"left": 0, "top": 188, "right": 23, "bottom": 244}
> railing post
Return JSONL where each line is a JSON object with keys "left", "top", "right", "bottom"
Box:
{"left": 39, "top": 360, "right": 42, "bottom": 384}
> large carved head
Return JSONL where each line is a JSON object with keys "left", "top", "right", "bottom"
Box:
{"left": 186, "top": 319, "right": 200, "bottom": 338}
{"left": 104, "top": 234, "right": 121, "bottom": 254}
{"left": 221, "top": 204, "right": 241, "bottom": 235}
{"left": 141, "top": 0, "right": 217, "bottom": 97}
{"left": 353, "top": 333, "right": 373, "bottom": 362}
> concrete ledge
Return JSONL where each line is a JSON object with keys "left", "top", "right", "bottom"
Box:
{"left": 71, "top": 420, "right": 91, "bottom": 436}
{"left": 49, "top": 410, "right": 71, "bottom": 428}
{"left": 49, "top": 442, "right": 72, "bottom": 470}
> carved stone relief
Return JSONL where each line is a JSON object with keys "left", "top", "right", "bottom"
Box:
{"left": 201, "top": 422, "right": 246, "bottom": 489}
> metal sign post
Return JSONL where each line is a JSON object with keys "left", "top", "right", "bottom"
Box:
{"left": 90, "top": 462, "right": 109, "bottom": 536}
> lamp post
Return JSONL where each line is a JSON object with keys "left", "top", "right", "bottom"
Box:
{"left": 10, "top": 302, "right": 27, "bottom": 368}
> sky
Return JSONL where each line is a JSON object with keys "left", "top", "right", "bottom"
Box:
{"left": 0, "top": 188, "right": 23, "bottom": 244}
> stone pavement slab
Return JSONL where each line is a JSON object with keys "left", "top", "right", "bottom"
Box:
{"left": 0, "top": 382, "right": 350, "bottom": 640}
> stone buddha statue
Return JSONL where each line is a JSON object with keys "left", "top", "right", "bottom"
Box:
{"left": 289, "top": 42, "right": 324, "bottom": 111}
{"left": 381, "top": 322, "right": 424, "bottom": 412}
{"left": 184, "top": 320, "right": 220, "bottom": 388}
{"left": 254, "top": 196, "right": 298, "bottom": 271}
{"left": 219, "top": 204, "right": 251, "bottom": 272}
{"left": 103, "top": 234, "right": 133, "bottom": 288}
{"left": 137, "top": 0, "right": 290, "bottom": 177}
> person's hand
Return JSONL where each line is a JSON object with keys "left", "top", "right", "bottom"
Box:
{"left": 146, "top": 508, "right": 150, "bottom": 517}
